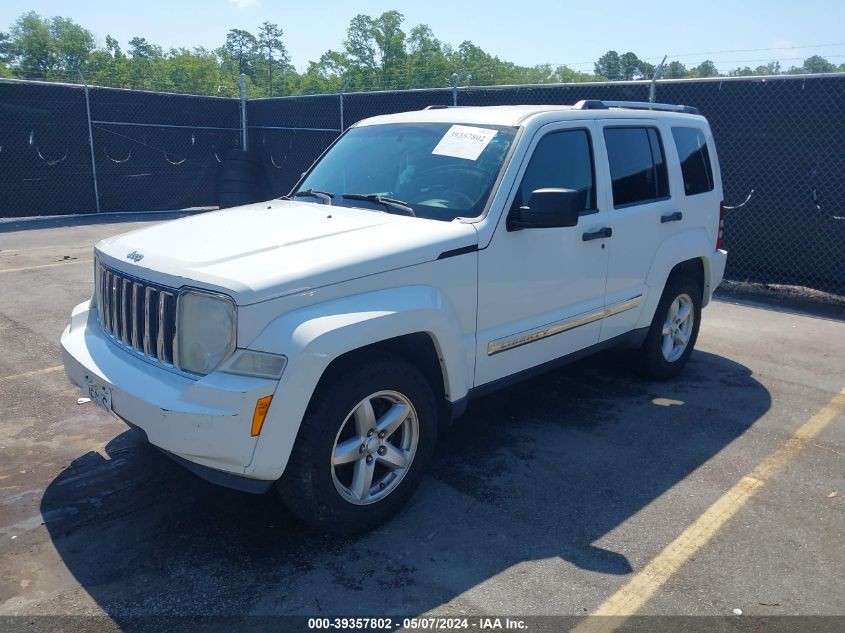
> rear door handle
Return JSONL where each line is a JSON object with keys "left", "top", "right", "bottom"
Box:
{"left": 582, "top": 227, "right": 612, "bottom": 241}
{"left": 661, "top": 211, "right": 683, "bottom": 223}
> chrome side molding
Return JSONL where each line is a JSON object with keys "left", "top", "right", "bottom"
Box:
{"left": 487, "top": 294, "right": 643, "bottom": 355}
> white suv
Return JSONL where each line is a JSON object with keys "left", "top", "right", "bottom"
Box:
{"left": 62, "top": 100, "right": 727, "bottom": 533}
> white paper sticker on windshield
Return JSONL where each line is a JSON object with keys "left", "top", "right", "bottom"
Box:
{"left": 432, "top": 125, "right": 498, "bottom": 161}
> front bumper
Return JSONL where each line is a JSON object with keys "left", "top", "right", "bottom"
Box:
{"left": 61, "top": 301, "right": 280, "bottom": 486}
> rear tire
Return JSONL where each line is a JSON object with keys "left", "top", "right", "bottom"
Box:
{"left": 636, "top": 274, "right": 702, "bottom": 380}
{"left": 277, "top": 354, "right": 438, "bottom": 535}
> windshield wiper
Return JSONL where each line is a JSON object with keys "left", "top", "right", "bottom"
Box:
{"left": 294, "top": 189, "right": 334, "bottom": 205}
{"left": 342, "top": 193, "right": 415, "bottom": 217}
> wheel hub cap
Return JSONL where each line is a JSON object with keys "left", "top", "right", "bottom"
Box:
{"left": 331, "top": 390, "right": 419, "bottom": 505}
{"left": 661, "top": 293, "right": 695, "bottom": 363}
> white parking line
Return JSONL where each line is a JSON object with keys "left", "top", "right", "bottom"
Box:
{"left": 0, "top": 365, "right": 64, "bottom": 383}
{"left": 573, "top": 385, "right": 845, "bottom": 633}
{"left": 0, "top": 259, "right": 92, "bottom": 274}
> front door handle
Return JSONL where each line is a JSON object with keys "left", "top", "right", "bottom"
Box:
{"left": 661, "top": 211, "right": 683, "bottom": 223}
{"left": 582, "top": 227, "right": 612, "bottom": 241}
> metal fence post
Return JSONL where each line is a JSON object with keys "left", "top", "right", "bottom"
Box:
{"left": 239, "top": 73, "right": 249, "bottom": 151}
{"left": 78, "top": 69, "right": 101, "bottom": 213}
{"left": 451, "top": 72, "right": 463, "bottom": 106}
{"left": 339, "top": 77, "right": 352, "bottom": 132}
{"left": 649, "top": 55, "right": 667, "bottom": 104}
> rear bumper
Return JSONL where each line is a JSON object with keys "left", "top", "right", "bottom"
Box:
{"left": 61, "top": 301, "right": 280, "bottom": 485}
{"left": 708, "top": 249, "right": 728, "bottom": 303}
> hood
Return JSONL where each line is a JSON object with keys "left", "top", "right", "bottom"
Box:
{"left": 95, "top": 200, "right": 478, "bottom": 304}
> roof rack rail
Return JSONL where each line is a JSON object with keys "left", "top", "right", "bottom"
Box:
{"left": 424, "top": 104, "right": 463, "bottom": 110}
{"left": 573, "top": 99, "right": 700, "bottom": 115}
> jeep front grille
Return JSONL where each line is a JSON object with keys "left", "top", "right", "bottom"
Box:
{"left": 94, "top": 258, "right": 178, "bottom": 366}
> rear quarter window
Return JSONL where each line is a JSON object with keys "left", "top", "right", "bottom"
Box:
{"left": 671, "top": 127, "right": 714, "bottom": 196}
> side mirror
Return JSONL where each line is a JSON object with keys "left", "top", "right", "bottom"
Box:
{"left": 507, "top": 188, "right": 582, "bottom": 231}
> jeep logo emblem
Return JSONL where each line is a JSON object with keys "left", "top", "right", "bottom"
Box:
{"left": 126, "top": 251, "right": 144, "bottom": 263}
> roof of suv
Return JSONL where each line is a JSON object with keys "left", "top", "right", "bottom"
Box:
{"left": 357, "top": 104, "right": 705, "bottom": 128}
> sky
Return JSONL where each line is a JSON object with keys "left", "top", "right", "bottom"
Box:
{"left": 2, "top": 0, "right": 844, "bottom": 74}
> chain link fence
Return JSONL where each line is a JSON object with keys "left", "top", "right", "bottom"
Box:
{"left": 1, "top": 73, "right": 843, "bottom": 297}
{"left": 0, "top": 75, "right": 240, "bottom": 216}
{"left": 251, "top": 74, "right": 845, "bottom": 297}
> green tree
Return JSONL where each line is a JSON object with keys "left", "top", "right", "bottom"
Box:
{"left": 342, "top": 11, "right": 407, "bottom": 89}
{"left": 299, "top": 50, "right": 349, "bottom": 94}
{"left": 167, "top": 47, "right": 223, "bottom": 93}
{"left": 755, "top": 61, "right": 781, "bottom": 75}
{"left": 802, "top": 55, "right": 835, "bottom": 73}
{"left": 128, "top": 37, "right": 161, "bottom": 60}
{"left": 224, "top": 28, "right": 258, "bottom": 76}
{"left": 405, "top": 24, "right": 451, "bottom": 88}
{"left": 49, "top": 16, "right": 94, "bottom": 71}
{"left": 105, "top": 35, "right": 122, "bottom": 59}
{"left": 595, "top": 50, "right": 621, "bottom": 80}
{"left": 0, "top": 30, "right": 11, "bottom": 66}
{"left": 595, "top": 51, "right": 653, "bottom": 80}
{"left": 663, "top": 60, "right": 688, "bottom": 79}
{"left": 257, "top": 21, "right": 291, "bottom": 95}
{"left": 728, "top": 66, "right": 754, "bottom": 77}
{"left": 3, "top": 12, "right": 94, "bottom": 77}
{"left": 619, "top": 52, "right": 641, "bottom": 80}
{"left": 6, "top": 12, "right": 56, "bottom": 76}
{"left": 549, "top": 64, "right": 596, "bottom": 83}
{"left": 692, "top": 60, "right": 719, "bottom": 77}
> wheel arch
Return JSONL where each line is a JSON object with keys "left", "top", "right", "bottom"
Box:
{"left": 316, "top": 332, "right": 452, "bottom": 424}
{"left": 244, "top": 286, "right": 472, "bottom": 480}
{"left": 637, "top": 229, "right": 715, "bottom": 329}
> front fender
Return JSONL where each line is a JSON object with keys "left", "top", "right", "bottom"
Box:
{"left": 638, "top": 228, "right": 717, "bottom": 329}
{"left": 245, "top": 285, "right": 473, "bottom": 480}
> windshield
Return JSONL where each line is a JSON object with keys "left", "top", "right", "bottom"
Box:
{"left": 295, "top": 122, "right": 518, "bottom": 221}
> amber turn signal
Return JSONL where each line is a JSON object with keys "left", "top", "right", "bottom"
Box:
{"left": 251, "top": 395, "right": 273, "bottom": 436}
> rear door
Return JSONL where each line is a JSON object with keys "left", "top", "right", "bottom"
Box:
{"left": 595, "top": 120, "right": 679, "bottom": 341}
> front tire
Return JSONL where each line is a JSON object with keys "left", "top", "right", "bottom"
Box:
{"left": 636, "top": 275, "right": 702, "bottom": 380}
{"left": 277, "top": 354, "right": 437, "bottom": 534}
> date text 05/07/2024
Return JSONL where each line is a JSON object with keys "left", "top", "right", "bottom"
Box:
{"left": 307, "top": 617, "right": 528, "bottom": 630}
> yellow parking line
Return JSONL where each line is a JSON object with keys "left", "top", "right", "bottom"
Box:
{"left": 573, "top": 386, "right": 845, "bottom": 633}
{"left": 0, "top": 365, "right": 64, "bottom": 383}
{"left": 0, "top": 259, "right": 92, "bottom": 274}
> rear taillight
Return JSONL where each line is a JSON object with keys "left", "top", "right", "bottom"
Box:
{"left": 716, "top": 201, "right": 725, "bottom": 250}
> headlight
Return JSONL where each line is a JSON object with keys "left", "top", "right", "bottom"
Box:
{"left": 176, "top": 290, "right": 236, "bottom": 375}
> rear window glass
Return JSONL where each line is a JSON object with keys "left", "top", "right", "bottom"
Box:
{"left": 672, "top": 127, "right": 714, "bottom": 196}
{"left": 604, "top": 127, "right": 669, "bottom": 207}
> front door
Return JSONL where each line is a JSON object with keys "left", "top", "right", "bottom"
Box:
{"left": 475, "top": 121, "right": 611, "bottom": 387}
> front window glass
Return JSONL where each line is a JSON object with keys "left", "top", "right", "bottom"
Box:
{"left": 513, "top": 129, "right": 596, "bottom": 212}
{"left": 296, "top": 122, "right": 518, "bottom": 221}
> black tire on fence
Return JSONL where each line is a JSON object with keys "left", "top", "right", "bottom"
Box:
{"left": 222, "top": 148, "right": 258, "bottom": 163}
{"left": 218, "top": 192, "right": 256, "bottom": 209}
{"left": 219, "top": 161, "right": 259, "bottom": 183}
{"left": 217, "top": 149, "right": 260, "bottom": 208}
